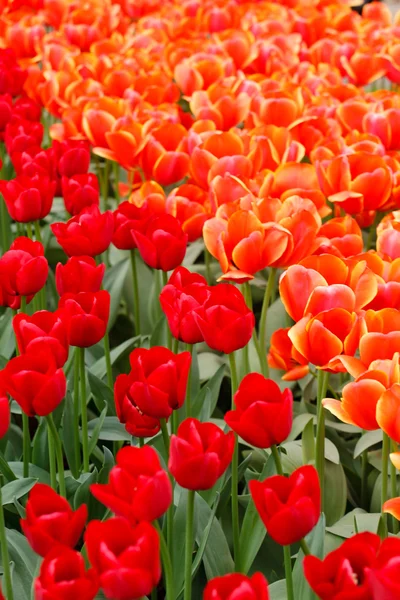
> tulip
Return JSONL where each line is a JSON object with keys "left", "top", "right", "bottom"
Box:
{"left": 203, "top": 573, "right": 270, "bottom": 600}
{"left": 5, "top": 118, "right": 43, "bottom": 158}
{"left": 169, "top": 418, "right": 235, "bottom": 490}
{"left": 85, "top": 518, "right": 161, "bottom": 600}
{"left": 114, "top": 373, "right": 160, "bottom": 438}
{"left": 0, "top": 236, "right": 48, "bottom": 309}
{"left": 225, "top": 373, "right": 293, "bottom": 448}
{"left": 122, "top": 346, "right": 191, "bottom": 420}
{"left": 53, "top": 140, "right": 91, "bottom": 178}
{"left": 194, "top": 284, "right": 255, "bottom": 354}
{"left": 0, "top": 394, "right": 10, "bottom": 439}
{"left": 61, "top": 173, "right": 99, "bottom": 216}
{"left": 51, "top": 205, "right": 114, "bottom": 257}
{"left": 13, "top": 311, "right": 69, "bottom": 368}
{"left": 34, "top": 547, "right": 98, "bottom": 600}
{"left": 159, "top": 266, "right": 210, "bottom": 344}
{"left": 58, "top": 291, "right": 110, "bottom": 348}
{"left": 267, "top": 327, "right": 309, "bottom": 381}
{"left": 324, "top": 379, "right": 385, "bottom": 431}
{"left": 0, "top": 49, "right": 26, "bottom": 96}
{"left": 0, "top": 352, "right": 66, "bottom": 417}
{"left": 112, "top": 198, "right": 165, "bottom": 250}
{"left": 0, "top": 174, "right": 56, "bottom": 222}
{"left": 377, "top": 384, "right": 400, "bottom": 443}
{"left": 21, "top": 484, "right": 87, "bottom": 557}
{"left": 249, "top": 465, "right": 320, "bottom": 546}
{"left": 90, "top": 445, "right": 172, "bottom": 523}
{"left": 131, "top": 214, "right": 188, "bottom": 271}
{"left": 55, "top": 257, "right": 105, "bottom": 296}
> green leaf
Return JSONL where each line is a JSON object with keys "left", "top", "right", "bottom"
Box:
{"left": 354, "top": 430, "right": 383, "bottom": 458}
{"left": 8, "top": 463, "right": 50, "bottom": 485}
{"left": 355, "top": 512, "right": 381, "bottom": 534}
{"left": 269, "top": 580, "right": 287, "bottom": 600}
{"left": 31, "top": 417, "right": 49, "bottom": 472}
{"left": 62, "top": 392, "right": 79, "bottom": 478}
{"left": 173, "top": 487, "right": 189, "bottom": 593}
{"left": 183, "top": 240, "right": 204, "bottom": 266}
{"left": 88, "top": 407, "right": 107, "bottom": 457}
{"left": 287, "top": 414, "right": 314, "bottom": 442}
{"left": 88, "top": 371, "right": 116, "bottom": 416}
{"left": 103, "top": 258, "right": 130, "bottom": 330}
{"left": 150, "top": 315, "right": 167, "bottom": 347}
{"left": 324, "top": 462, "right": 347, "bottom": 526}
{"left": 3, "top": 529, "right": 39, "bottom": 600}
{"left": 0, "top": 310, "right": 15, "bottom": 360}
{"left": 302, "top": 418, "right": 315, "bottom": 464}
{"left": 90, "top": 336, "right": 140, "bottom": 379}
{"left": 73, "top": 470, "right": 97, "bottom": 512}
{"left": 192, "top": 365, "right": 225, "bottom": 421}
{"left": 292, "top": 515, "right": 325, "bottom": 600}
{"left": 2, "top": 478, "right": 37, "bottom": 505}
{"left": 198, "top": 352, "right": 225, "bottom": 382}
{"left": 87, "top": 416, "right": 131, "bottom": 442}
{"left": 194, "top": 493, "right": 234, "bottom": 579}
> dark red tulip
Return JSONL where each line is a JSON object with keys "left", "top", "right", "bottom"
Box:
{"left": 21, "top": 484, "right": 87, "bottom": 557}
{"left": 90, "top": 445, "right": 172, "bottom": 523}
{"left": 58, "top": 290, "right": 110, "bottom": 347}
{"left": 159, "top": 266, "right": 210, "bottom": 344}
{"left": 169, "top": 418, "right": 235, "bottom": 490}
{"left": 250, "top": 465, "right": 321, "bottom": 546}
{"left": 126, "top": 346, "right": 191, "bottom": 419}
{"left": 114, "top": 373, "right": 161, "bottom": 438}
{"left": 203, "top": 573, "right": 270, "bottom": 600}
{"left": 34, "top": 547, "right": 98, "bottom": 600}
{"left": 0, "top": 352, "right": 66, "bottom": 416}
{"left": 55, "top": 256, "right": 105, "bottom": 296}
{"left": 51, "top": 205, "right": 114, "bottom": 257}
{"left": 13, "top": 311, "right": 69, "bottom": 368}
{"left": 131, "top": 214, "right": 188, "bottom": 271}
{"left": 225, "top": 373, "right": 293, "bottom": 448}
{"left": 62, "top": 173, "right": 99, "bottom": 216}
{"left": 85, "top": 518, "right": 161, "bottom": 600}
{"left": 194, "top": 283, "right": 255, "bottom": 354}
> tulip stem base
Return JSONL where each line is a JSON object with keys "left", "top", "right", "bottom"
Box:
{"left": 184, "top": 489, "right": 195, "bottom": 600}
{"left": 129, "top": 250, "right": 141, "bottom": 337}
{"left": 46, "top": 414, "right": 66, "bottom": 498}
{"left": 103, "top": 332, "right": 113, "bottom": 390}
{"left": 155, "top": 522, "right": 175, "bottom": 600}
{"left": 0, "top": 483, "right": 13, "bottom": 600}
{"left": 300, "top": 538, "right": 311, "bottom": 556}
{"left": 229, "top": 352, "right": 240, "bottom": 570}
{"left": 79, "top": 348, "right": 90, "bottom": 473}
{"left": 316, "top": 369, "right": 329, "bottom": 507}
{"left": 259, "top": 268, "right": 276, "bottom": 378}
{"left": 381, "top": 432, "right": 390, "bottom": 537}
{"left": 22, "top": 413, "right": 30, "bottom": 478}
{"left": 283, "top": 545, "right": 294, "bottom": 600}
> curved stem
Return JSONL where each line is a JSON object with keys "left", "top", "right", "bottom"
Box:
{"left": 271, "top": 445, "right": 283, "bottom": 475}
{"left": 229, "top": 352, "right": 240, "bottom": 570}
{"left": 184, "top": 489, "right": 195, "bottom": 600}
{"left": 129, "top": 250, "right": 141, "bottom": 337}
{"left": 155, "top": 522, "right": 175, "bottom": 600}
{"left": 300, "top": 538, "right": 311, "bottom": 556}
{"left": 0, "top": 482, "right": 13, "bottom": 600}
{"left": 185, "top": 344, "right": 193, "bottom": 419}
{"left": 316, "top": 369, "right": 329, "bottom": 507}
{"left": 258, "top": 268, "right": 276, "bottom": 377}
{"left": 46, "top": 414, "right": 66, "bottom": 498}
{"left": 79, "top": 347, "right": 89, "bottom": 473}
{"left": 283, "top": 545, "right": 294, "bottom": 600}
{"left": 381, "top": 432, "right": 390, "bottom": 536}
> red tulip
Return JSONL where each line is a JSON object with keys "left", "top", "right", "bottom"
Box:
{"left": 21, "top": 484, "right": 87, "bottom": 557}
{"left": 114, "top": 373, "right": 161, "bottom": 438}
{"left": 0, "top": 352, "right": 66, "bottom": 416}
{"left": 194, "top": 284, "right": 255, "bottom": 354}
{"left": 0, "top": 237, "right": 48, "bottom": 309}
{"left": 159, "top": 266, "right": 210, "bottom": 344}
{"left": 85, "top": 518, "right": 161, "bottom": 600}
{"left": 5, "top": 117, "right": 43, "bottom": 158}
{"left": 61, "top": 173, "right": 99, "bottom": 216}
{"left": 13, "top": 311, "right": 69, "bottom": 368}
{"left": 53, "top": 140, "right": 91, "bottom": 178}
{"left": 169, "top": 418, "right": 235, "bottom": 490}
{"left": 126, "top": 346, "right": 191, "bottom": 419}
{"left": 58, "top": 291, "right": 110, "bottom": 348}
{"left": 112, "top": 198, "right": 165, "bottom": 250}
{"left": 34, "top": 547, "right": 98, "bottom": 600}
{"left": 0, "top": 49, "right": 27, "bottom": 96}
{"left": 90, "top": 446, "right": 172, "bottom": 523}
{"left": 0, "top": 174, "right": 56, "bottom": 222}
{"left": 203, "top": 573, "right": 270, "bottom": 600}
{"left": 55, "top": 257, "right": 105, "bottom": 296}
{"left": 13, "top": 96, "right": 41, "bottom": 123}
{"left": 225, "top": 373, "right": 293, "bottom": 448}
{"left": 131, "top": 214, "right": 188, "bottom": 271}
{"left": 51, "top": 205, "right": 114, "bottom": 257}
{"left": 0, "top": 393, "right": 10, "bottom": 439}
{"left": 250, "top": 465, "right": 320, "bottom": 546}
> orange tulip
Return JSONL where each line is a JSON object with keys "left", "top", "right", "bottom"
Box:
{"left": 166, "top": 183, "right": 211, "bottom": 242}
{"left": 383, "top": 497, "right": 400, "bottom": 520}
{"left": 315, "top": 215, "right": 363, "bottom": 258}
{"left": 268, "top": 327, "right": 309, "bottom": 381}
{"left": 323, "top": 378, "right": 385, "bottom": 430}
{"left": 377, "top": 383, "right": 400, "bottom": 443}
{"left": 377, "top": 211, "right": 400, "bottom": 261}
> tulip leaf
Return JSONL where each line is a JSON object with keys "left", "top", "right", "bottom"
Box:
{"left": 7, "top": 462, "right": 50, "bottom": 486}
{"left": 2, "top": 529, "right": 39, "bottom": 600}
{"left": 268, "top": 579, "right": 287, "bottom": 600}
{"left": 62, "top": 392, "right": 80, "bottom": 478}
{"left": 182, "top": 240, "right": 204, "bottom": 267}
{"left": 354, "top": 430, "right": 383, "bottom": 458}
{"left": 173, "top": 487, "right": 189, "bottom": 592}
{"left": 87, "top": 371, "right": 116, "bottom": 416}
{"left": 103, "top": 258, "right": 130, "bottom": 330}
{"left": 90, "top": 336, "right": 140, "bottom": 379}
{"left": 88, "top": 407, "right": 107, "bottom": 457}
{"left": 192, "top": 365, "right": 225, "bottom": 421}
{"left": 73, "top": 470, "right": 97, "bottom": 514}
{"left": 292, "top": 515, "right": 325, "bottom": 600}
{"left": 1, "top": 477, "right": 37, "bottom": 505}
{"left": 87, "top": 416, "right": 131, "bottom": 442}
{"left": 149, "top": 315, "right": 168, "bottom": 348}
{"left": 301, "top": 417, "right": 315, "bottom": 464}
{"left": 0, "top": 309, "right": 15, "bottom": 360}
{"left": 324, "top": 462, "right": 347, "bottom": 525}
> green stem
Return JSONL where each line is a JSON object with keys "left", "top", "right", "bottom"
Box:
{"left": 34, "top": 220, "right": 43, "bottom": 245}
{"left": 20, "top": 295, "right": 26, "bottom": 315}
{"left": 316, "top": 369, "right": 329, "bottom": 507}
{"left": 73, "top": 348, "right": 81, "bottom": 477}
{"left": 130, "top": 250, "right": 141, "bottom": 337}
{"left": 391, "top": 439, "right": 399, "bottom": 534}
{"left": 185, "top": 343, "right": 193, "bottom": 418}
{"left": 258, "top": 268, "right": 276, "bottom": 377}
{"left": 162, "top": 271, "right": 172, "bottom": 350}
{"left": 0, "top": 483, "right": 13, "bottom": 600}
{"left": 184, "top": 489, "right": 195, "bottom": 600}
{"left": 155, "top": 522, "right": 175, "bottom": 600}
{"left": 26, "top": 222, "right": 34, "bottom": 240}
{"left": 271, "top": 445, "right": 283, "bottom": 475}
{"left": 45, "top": 414, "right": 66, "bottom": 498}
{"left": 113, "top": 162, "right": 120, "bottom": 202}
{"left": 160, "top": 419, "right": 170, "bottom": 455}
{"left": 381, "top": 432, "right": 390, "bottom": 536}
{"left": 229, "top": 352, "right": 240, "bottom": 570}
{"left": 47, "top": 420, "right": 57, "bottom": 491}
{"left": 22, "top": 413, "right": 30, "bottom": 478}
{"left": 79, "top": 347, "right": 89, "bottom": 473}
{"left": 173, "top": 338, "right": 179, "bottom": 354}
{"left": 361, "top": 448, "right": 369, "bottom": 511}
{"left": 300, "top": 539, "right": 311, "bottom": 556}
{"left": 283, "top": 545, "right": 294, "bottom": 600}
{"left": 103, "top": 332, "right": 113, "bottom": 389}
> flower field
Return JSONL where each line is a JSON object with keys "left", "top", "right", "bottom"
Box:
{"left": 3, "top": 0, "right": 400, "bottom": 598}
